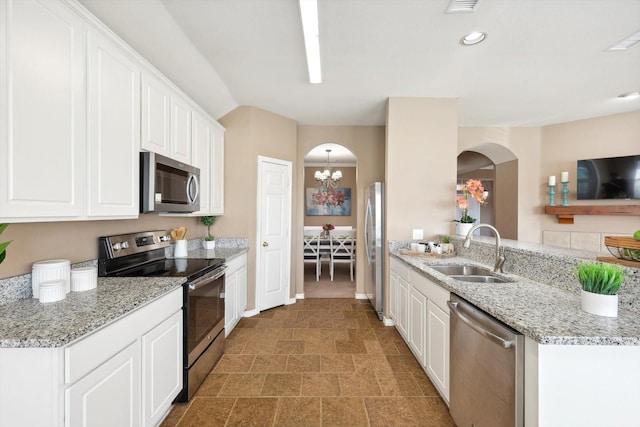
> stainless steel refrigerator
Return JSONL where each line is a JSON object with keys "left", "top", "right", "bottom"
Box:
{"left": 364, "top": 182, "right": 384, "bottom": 319}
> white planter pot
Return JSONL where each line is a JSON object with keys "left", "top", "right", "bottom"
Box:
{"left": 203, "top": 239, "right": 216, "bottom": 250}
{"left": 455, "top": 222, "right": 474, "bottom": 237}
{"left": 581, "top": 289, "right": 618, "bottom": 317}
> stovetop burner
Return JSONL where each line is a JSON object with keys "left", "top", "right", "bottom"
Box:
{"left": 98, "top": 230, "right": 223, "bottom": 281}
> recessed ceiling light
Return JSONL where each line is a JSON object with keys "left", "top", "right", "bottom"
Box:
{"left": 460, "top": 32, "right": 487, "bottom": 46}
{"left": 617, "top": 91, "right": 640, "bottom": 99}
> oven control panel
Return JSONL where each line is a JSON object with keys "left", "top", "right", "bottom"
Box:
{"left": 99, "top": 230, "right": 172, "bottom": 259}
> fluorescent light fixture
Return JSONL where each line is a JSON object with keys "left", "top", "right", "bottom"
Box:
{"left": 606, "top": 29, "right": 640, "bottom": 51}
{"left": 618, "top": 91, "right": 640, "bottom": 99}
{"left": 299, "top": 0, "right": 322, "bottom": 84}
{"left": 460, "top": 31, "right": 487, "bottom": 46}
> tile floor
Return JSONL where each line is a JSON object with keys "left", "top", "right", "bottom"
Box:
{"left": 161, "top": 298, "right": 455, "bottom": 427}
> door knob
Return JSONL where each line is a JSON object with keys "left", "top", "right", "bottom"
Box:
{"left": 262, "top": 241, "right": 269, "bottom": 247}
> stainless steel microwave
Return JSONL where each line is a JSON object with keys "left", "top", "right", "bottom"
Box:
{"left": 140, "top": 152, "right": 200, "bottom": 213}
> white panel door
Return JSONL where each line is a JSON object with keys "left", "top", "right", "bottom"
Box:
{"left": 66, "top": 342, "right": 141, "bottom": 427}
{"left": 87, "top": 29, "right": 140, "bottom": 217}
{"left": 142, "top": 311, "right": 182, "bottom": 427}
{"left": 257, "top": 157, "right": 292, "bottom": 311}
{"left": 141, "top": 72, "right": 171, "bottom": 157}
{"left": 0, "top": 0, "right": 85, "bottom": 219}
{"left": 170, "top": 95, "right": 192, "bottom": 164}
{"left": 191, "top": 109, "right": 211, "bottom": 214}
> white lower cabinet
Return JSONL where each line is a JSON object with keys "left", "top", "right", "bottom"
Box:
{"left": 66, "top": 341, "right": 141, "bottom": 427}
{"left": 0, "top": 288, "right": 182, "bottom": 427}
{"left": 391, "top": 257, "right": 450, "bottom": 404}
{"left": 225, "top": 253, "right": 248, "bottom": 336}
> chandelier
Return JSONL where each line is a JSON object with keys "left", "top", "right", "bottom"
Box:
{"left": 314, "top": 149, "right": 342, "bottom": 189}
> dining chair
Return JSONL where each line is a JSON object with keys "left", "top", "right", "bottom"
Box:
{"left": 303, "top": 232, "right": 322, "bottom": 281}
{"left": 329, "top": 230, "right": 355, "bottom": 281}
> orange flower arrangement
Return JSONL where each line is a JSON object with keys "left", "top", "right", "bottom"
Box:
{"left": 455, "top": 179, "right": 487, "bottom": 223}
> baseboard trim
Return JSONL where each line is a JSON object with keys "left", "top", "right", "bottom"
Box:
{"left": 243, "top": 308, "right": 259, "bottom": 318}
{"left": 354, "top": 293, "right": 368, "bottom": 300}
{"left": 383, "top": 316, "right": 396, "bottom": 326}
{"left": 286, "top": 297, "right": 297, "bottom": 305}
{"left": 295, "top": 293, "right": 305, "bottom": 300}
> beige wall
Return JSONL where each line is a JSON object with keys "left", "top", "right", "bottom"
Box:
{"left": 539, "top": 111, "right": 640, "bottom": 236}
{"left": 219, "top": 106, "right": 298, "bottom": 309}
{"left": 495, "top": 160, "right": 518, "bottom": 240}
{"left": 297, "top": 126, "right": 385, "bottom": 297}
{"left": 303, "top": 167, "right": 357, "bottom": 228}
{"left": 386, "top": 98, "right": 458, "bottom": 241}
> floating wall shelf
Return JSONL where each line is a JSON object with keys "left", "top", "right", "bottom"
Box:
{"left": 545, "top": 205, "right": 640, "bottom": 224}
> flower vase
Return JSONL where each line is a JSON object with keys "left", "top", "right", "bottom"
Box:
{"left": 456, "top": 223, "right": 474, "bottom": 236}
{"left": 580, "top": 290, "right": 618, "bottom": 317}
{"left": 322, "top": 231, "right": 330, "bottom": 239}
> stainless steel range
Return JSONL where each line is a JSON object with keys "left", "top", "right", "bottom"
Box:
{"left": 98, "top": 230, "right": 226, "bottom": 402}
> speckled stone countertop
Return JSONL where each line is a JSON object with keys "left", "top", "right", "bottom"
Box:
{"left": 183, "top": 247, "right": 248, "bottom": 262}
{"left": 390, "top": 250, "right": 640, "bottom": 346}
{"left": 0, "top": 277, "right": 184, "bottom": 348}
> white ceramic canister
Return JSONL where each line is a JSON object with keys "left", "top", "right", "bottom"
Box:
{"left": 38, "top": 280, "right": 66, "bottom": 303}
{"left": 71, "top": 266, "right": 98, "bottom": 292}
{"left": 32, "top": 259, "right": 71, "bottom": 298}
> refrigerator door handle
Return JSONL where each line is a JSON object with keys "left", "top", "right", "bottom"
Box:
{"left": 364, "top": 199, "right": 373, "bottom": 263}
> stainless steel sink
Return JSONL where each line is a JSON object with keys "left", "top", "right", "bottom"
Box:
{"left": 430, "top": 265, "right": 513, "bottom": 283}
{"left": 430, "top": 265, "right": 493, "bottom": 276}
{"left": 448, "top": 275, "right": 510, "bottom": 283}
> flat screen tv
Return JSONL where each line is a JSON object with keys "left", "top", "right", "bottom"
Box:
{"left": 577, "top": 154, "right": 640, "bottom": 200}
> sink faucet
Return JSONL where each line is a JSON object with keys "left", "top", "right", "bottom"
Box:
{"left": 462, "top": 223, "right": 505, "bottom": 273}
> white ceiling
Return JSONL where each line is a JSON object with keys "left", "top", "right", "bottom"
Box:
{"left": 79, "top": 0, "right": 640, "bottom": 128}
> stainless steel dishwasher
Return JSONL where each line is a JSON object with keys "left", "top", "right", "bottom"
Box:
{"left": 447, "top": 294, "right": 524, "bottom": 427}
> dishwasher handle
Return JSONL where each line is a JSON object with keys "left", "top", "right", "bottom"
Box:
{"left": 447, "top": 300, "right": 514, "bottom": 349}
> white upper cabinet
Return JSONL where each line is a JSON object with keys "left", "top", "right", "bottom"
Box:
{"left": 87, "top": 28, "right": 140, "bottom": 218}
{"left": 0, "top": 0, "right": 86, "bottom": 220}
{"left": 170, "top": 94, "right": 192, "bottom": 164}
{"left": 141, "top": 72, "right": 171, "bottom": 158}
{"left": 192, "top": 109, "right": 212, "bottom": 214}
{"left": 210, "top": 123, "right": 225, "bottom": 215}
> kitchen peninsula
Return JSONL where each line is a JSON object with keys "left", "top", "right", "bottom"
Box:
{"left": 389, "top": 236, "right": 640, "bottom": 427}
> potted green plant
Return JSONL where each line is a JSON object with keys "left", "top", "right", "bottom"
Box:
{"left": 199, "top": 216, "right": 217, "bottom": 250}
{"left": 441, "top": 235, "right": 453, "bottom": 254}
{"left": 576, "top": 261, "right": 625, "bottom": 317}
{"left": 0, "top": 223, "right": 11, "bottom": 266}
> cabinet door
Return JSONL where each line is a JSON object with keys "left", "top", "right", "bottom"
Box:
{"left": 225, "top": 270, "right": 237, "bottom": 335}
{"left": 409, "top": 286, "right": 427, "bottom": 366}
{"left": 192, "top": 110, "right": 212, "bottom": 214}
{"left": 141, "top": 72, "right": 171, "bottom": 157}
{"left": 142, "top": 311, "right": 183, "bottom": 427}
{"left": 237, "top": 264, "right": 247, "bottom": 316}
{"left": 0, "top": 0, "right": 85, "bottom": 220}
{"left": 87, "top": 29, "right": 140, "bottom": 217}
{"left": 210, "top": 124, "right": 225, "bottom": 215}
{"left": 389, "top": 270, "right": 398, "bottom": 321}
{"left": 66, "top": 341, "right": 141, "bottom": 427}
{"left": 396, "top": 277, "right": 409, "bottom": 339}
{"left": 427, "top": 300, "right": 450, "bottom": 403}
{"left": 170, "top": 95, "right": 192, "bottom": 164}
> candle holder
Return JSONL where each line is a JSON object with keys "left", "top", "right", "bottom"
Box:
{"left": 561, "top": 181, "right": 569, "bottom": 206}
{"left": 548, "top": 185, "right": 556, "bottom": 206}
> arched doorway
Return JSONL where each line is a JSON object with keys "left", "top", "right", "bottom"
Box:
{"left": 303, "top": 143, "right": 357, "bottom": 297}
{"left": 458, "top": 143, "right": 518, "bottom": 240}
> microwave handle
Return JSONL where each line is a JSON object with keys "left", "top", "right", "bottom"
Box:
{"left": 187, "top": 174, "right": 199, "bottom": 204}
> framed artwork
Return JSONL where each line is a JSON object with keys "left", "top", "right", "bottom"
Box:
{"left": 306, "top": 187, "right": 351, "bottom": 216}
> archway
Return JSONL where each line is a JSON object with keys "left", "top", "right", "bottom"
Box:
{"left": 303, "top": 143, "right": 357, "bottom": 297}
{"left": 458, "top": 143, "right": 518, "bottom": 240}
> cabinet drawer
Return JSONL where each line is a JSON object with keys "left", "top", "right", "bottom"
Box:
{"left": 226, "top": 253, "right": 247, "bottom": 275}
{"left": 390, "top": 257, "right": 409, "bottom": 282}
{"left": 65, "top": 288, "right": 182, "bottom": 384}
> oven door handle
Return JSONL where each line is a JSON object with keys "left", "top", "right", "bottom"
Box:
{"left": 188, "top": 265, "right": 227, "bottom": 291}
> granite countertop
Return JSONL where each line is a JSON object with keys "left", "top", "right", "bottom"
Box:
{"left": 0, "top": 277, "right": 185, "bottom": 349}
{"left": 183, "top": 247, "right": 248, "bottom": 262}
{"left": 390, "top": 251, "right": 640, "bottom": 346}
